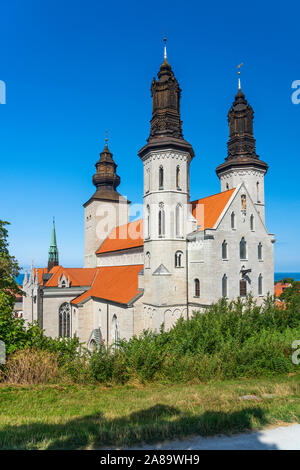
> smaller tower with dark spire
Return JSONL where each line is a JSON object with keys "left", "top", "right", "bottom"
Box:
{"left": 216, "top": 77, "right": 268, "bottom": 222}
{"left": 48, "top": 218, "right": 59, "bottom": 271}
{"left": 83, "top": 135, "right": 130, "bottom": 267}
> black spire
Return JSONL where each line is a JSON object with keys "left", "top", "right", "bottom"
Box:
{"left": 138, "top": 43, "right": 194, "bottom": 159}
{"left": 216, "top": 87, "right": 268, "bottom": 176}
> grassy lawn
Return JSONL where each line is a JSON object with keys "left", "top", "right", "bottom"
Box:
{"left": 0, "top": 373, "right": 299, "bottom": 449}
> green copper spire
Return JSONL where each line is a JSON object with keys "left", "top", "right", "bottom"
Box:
{"left": 48, "top": 217, "right": 59, "bottom": 271}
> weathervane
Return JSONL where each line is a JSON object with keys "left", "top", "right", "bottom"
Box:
{"left": 163, "top": 33, "right": 167, "bottom": 61}
{"left": 237, "top": 63, "right": 243, "bottom": 90}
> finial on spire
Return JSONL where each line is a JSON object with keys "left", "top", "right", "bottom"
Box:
{"left": 237, "top": 63, "right": 243, "bottom": 90}
{"left": 105, "top": 129, "right": 108, "bottom": 147}
{"left": 163, "top": 34, "right": 167, "bottom": 61}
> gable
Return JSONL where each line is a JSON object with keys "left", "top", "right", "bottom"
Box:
{"left": 215, "top": 183, "right": 268, "bottom": 234}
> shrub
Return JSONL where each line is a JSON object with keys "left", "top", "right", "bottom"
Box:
{"left": 3, "top": 348, "right": 59, "bottom": 384}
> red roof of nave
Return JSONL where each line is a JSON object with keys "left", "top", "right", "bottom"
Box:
{"left": 71, "top": 264, "right": 143, "bottom": 305}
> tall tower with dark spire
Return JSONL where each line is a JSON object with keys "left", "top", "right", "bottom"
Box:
{"left": 216, "top": 78, "right": 268, "bottom": 222}
{"left": 138, "top": 39, "right": 196, "bottom": 313}
{"left": 84, "top": 136, "right": 130, "bottom": 267}
{"left": 48, "top": 218, "right": 59, "bottom": 271}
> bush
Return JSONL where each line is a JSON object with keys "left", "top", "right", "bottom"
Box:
{"left": 2, "top": 349, "right": 59, "bottom": 384}
{"left": 78, "top": 295, "right": 300, "bottom": 385}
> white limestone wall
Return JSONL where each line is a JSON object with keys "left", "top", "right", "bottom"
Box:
{"left": 97, "top": 247, "right": 143, "bottom": 267}
{"left": 219, "top": 167, "right": 266, "bottom": 223}
{"left": 142, "top": 149, "right": 192, "bottom": 307}
{"left": 84, "top": 199, "right": 129, "bottom": 268}
{"left": 42, "top": 289, "right": 86, "bottom": 338}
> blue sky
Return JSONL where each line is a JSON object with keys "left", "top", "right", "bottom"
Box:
{"left": 0, "top": 0, "right": 299, "bottom": 271}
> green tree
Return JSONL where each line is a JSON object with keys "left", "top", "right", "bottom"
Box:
{"left": 0, "top": 220, "right": 21, "bottom": 295}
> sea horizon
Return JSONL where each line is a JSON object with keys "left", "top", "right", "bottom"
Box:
{"left": 15, "top": 272, "right": 300, "bottom": 285}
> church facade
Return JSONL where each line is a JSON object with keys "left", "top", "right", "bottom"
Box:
{"left": 22, "top": 50, "right": 275, "bottom": 348}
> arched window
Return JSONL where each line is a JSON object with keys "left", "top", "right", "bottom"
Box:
{"left": 175, "top": 204, "right": 183, "bottom": 237}
{"left": 59, "top": 302, "right": 71, "bottom": 338}
{"left": 146, "top": 205, "right": 150, "bottom": 239}
{"left": 112, "top": 314, "right": 120, "bottom": 347}
{"left": 194, "top": 279, "right": 200, "bottom": 297}
{"left": 256, "top": 181, "right": 260, "bottom": 203}
{"left": 176, "top": 166, "right": 180, "bottom": 189}
{"left": 250, "top": 214, "right": 254, "bottom": 231}
{"left": 241, "top": 194, "right": 247, "bottom": 212}
{"left": 222, "top": 240, "right": 228, "bottom": 260}
{"left": 240, "top": 237, "right": 247, "bottom": 260}
{"left": 145, "top": 251, "right": 151, "bottom": 269}
{"left": 258, "top": 274, "right": 263, "bottom": 295}
{"left": 145, "top": 168, "right": 150, "bottom": 193}
{"left": 175, "top": 251, "right": 183, "bottom": 268}
{"left": 231, "top": 212, "right": 235, "bottom": 229}
{"left": 159, "top": 166, "right": 164, "bottom": 189}
{"left": 226, "top": 183, "right": 229, "bottom": 190}
{"left": 158, "top": 203, "right": 165, "bottom": 237}
{"left": 222, "top": 274, "right": 227, "bottom": 297}
{"left": 258, "top": 242, "right": 263, "bottom": 260}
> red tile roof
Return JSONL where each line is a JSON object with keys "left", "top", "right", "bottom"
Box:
{"left": 191, "top": 188, "right": 235, "bottom": 230}
{"left": 43, "top": 266, "right": 98, "bottom": 287}
{"left": 71, "top": 265, "right": 143, "bottom": 305}
{"left": 274, "top": 282, "right": 292, "bottom": 298}
{"left": 96, "top": 219, "right": 143, "bottom": 254}
{"left": 34, "top": 268, "right": 48, "bottom": 285}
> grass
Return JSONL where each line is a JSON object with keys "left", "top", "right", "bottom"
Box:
{"left": 0, "top": 372, "right": 300, "bottom": 449}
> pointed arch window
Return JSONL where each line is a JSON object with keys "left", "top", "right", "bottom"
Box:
{"left": 176, "top": 166, "right": 181, "bottom": 189}
{"left": 175, "top": 203, "right": 183, "bottom": 238}
{"left": 158, "top": 203, "right": 165, "bottom": 237}
{"left": 159, "top": 166, "right": 164, "bottom": 190}
{"left": 231, "top": 212, "right": 235, "bottom": 229}
{"left": 175, "top": 250, "right": 183, "bottom": 268}
{"left": 258, "top": 242, "right": 263, "bottom": 260}
{"left": 256, "top": 181, "right": 260, "bottom": 203}
{"left": 59, "top": 302, "right": 71, "bottom": 338}
{"left": 250, "top": 214, "right": 254, "bottom": 231}
{"left": 222, "top": 240, "right": 228, "bottom": 260}
{"left": 240, "top": 237, "right": 247, "bottom": 260}
{"left": 258, "top": 274, "right": 263, "bottom": 295}
{"left": 222, "top": 274, "right": 228, "bottom": 297}
{"left": 145, "top": 251, "right": 151, "bottom": 269}
{"left": 112, "top": 314, "right": 120, "bottom": 347}
{"left": 240, "top": 279, "right": 247, "bottom": 297}
{"left": 241, "top": 194, "right": 247, "bottom": 212}
{"left": 194, "top": 279, "right": 200, "bottom": 297}
{"left": 145, "top": 168, "right": 150, "bottom": 193}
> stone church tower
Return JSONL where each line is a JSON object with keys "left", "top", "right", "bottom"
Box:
{"left": 84, "top": 138, "right": 130, "bottom": 267}
{"left": 138, "top": 43, "right": 195, "bottom": 321}
{"left": 216, "top": 83, "right": 268, "bottom": 222}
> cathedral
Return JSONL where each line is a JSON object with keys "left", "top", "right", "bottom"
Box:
{"left": 22, "top": 46, "right": 275, "bottom": 348}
